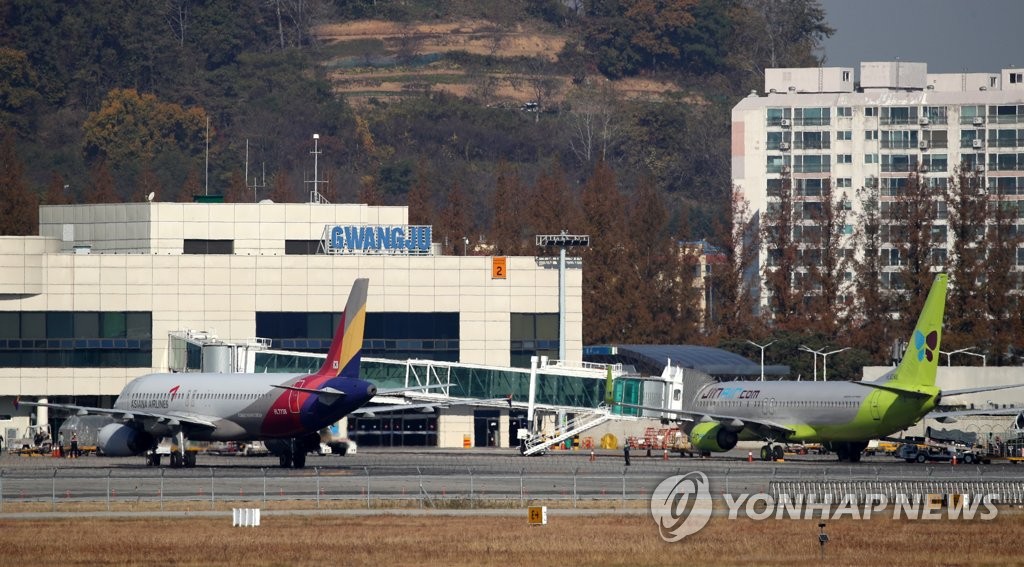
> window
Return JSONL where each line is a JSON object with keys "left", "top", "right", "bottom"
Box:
{"left": 0, "top": 311, "right": 152, "bottom": 368}
{"left": 837, "top": 154, "right": 852, "bottom": 164}
{"left": 836, "top": 178, "right": 852, "bottom": 188}
{"left": 837, "top": 131, "right": 852, "bottom": 141}
{"left": 865, "top": 154, "right": 879, "bottom": 164}
{"left": 1013, "top": 73, "right": 1023, "bottom": 84}
{"left": 865, "top": 107, "right": 878, "bottom": 117}
{"left": 865, "top": 130, "right": 878, "bottom": 141}
{"left": 183, "top": 239, "right": 234, "bottom": 254}
{"left": 511, "top": 313, "right": 560, "bottom": 368}
{"left": 285, "top": 240, "right": 321, "bottom": 255}
{"left": 766, "top": 107, "right": 791, "bottom": 126}
{"left": 837, "top": 106, "right": 852, "bottom": 117}
{"left": 795, "top": 107, "right": 830, "bottom": 126}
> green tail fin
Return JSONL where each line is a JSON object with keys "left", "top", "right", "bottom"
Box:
{"left": 604, "top": 367, "right": 614, "bottom": 405}
{"left": 890, "top": 273, "right": 948, "bottom": 388}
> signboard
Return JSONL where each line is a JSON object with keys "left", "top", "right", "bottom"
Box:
{"left": 323, "top": 225, "right": 432, "bottom": 255}
{"left": 492, "top": 257, "right": 507, "bottom": 279}
{"left": 528, "top": 506, "right": 548, "bottom": 525}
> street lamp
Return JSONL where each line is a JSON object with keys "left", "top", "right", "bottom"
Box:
{"left": 746, "top": 339, "right": 776, "bottom": 382}
{"left": 799, "top": 345, "right": 823, "bottom": 381}
{"left": 941, "top": 346, "right": 986, "bottom": 367}
{"left": 820, "top": 347, "right": 850, "bottom": 382}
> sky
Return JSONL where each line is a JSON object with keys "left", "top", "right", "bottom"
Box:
{"left": 818, "top": 0, "right": 1024, "bottom": 74}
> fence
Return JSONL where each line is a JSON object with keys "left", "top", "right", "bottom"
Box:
{"left": 1, "top": 465, "right": 1023, "bottom": 513}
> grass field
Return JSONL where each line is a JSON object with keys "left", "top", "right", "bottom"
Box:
{"left": 1, "top": 511, "right": 1021, "bottom": 566}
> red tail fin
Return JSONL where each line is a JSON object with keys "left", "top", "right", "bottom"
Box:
{"left": 316, "top": 278, "right": 368, "bottom": 378}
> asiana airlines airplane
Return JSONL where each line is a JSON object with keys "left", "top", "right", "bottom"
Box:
{"left": 17, "top": 278, "right": 463, "bottom": 468}
{"left": 622, "top": 274, "right": 1024, "bottom": 462}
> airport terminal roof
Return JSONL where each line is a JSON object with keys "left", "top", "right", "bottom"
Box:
{"left": 584, "top": 344, "right": 790, "bottom": 378}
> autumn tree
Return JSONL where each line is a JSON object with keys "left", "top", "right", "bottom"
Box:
{"left": 726, "top": 0, "right": 834, "bottom": 89}
{"left": 43, "top": 172, "right": 71, "bottom": 205}
{"left": 803, "top": 180, "right": 850, "bottom": 338}
{"left": 489, "top": 161, "right": 528, "bottom": 255}
{"left": 135, "top": 165, "right": 163, "bottom": 203}
{"left": 82, "top": 88, "right": 208, "bottom": 164}
{"left": 986, "top": 193, "right": 1023, "bottom": 363}
{"left": 85, "top": 160, "right": 118, "bottom": 204}
{"left": 944, "top": 167, "right": 989, "bottom": 351}
{"left": 579, "top": 160, "right": 631, "bottom": 344}
{"left": 891, "top": 169, "right": 938, "bottom": 324}
{"left": 407, "top": 158, "right": 435, "bottom": 226}
{"left": 269, "top": 172, "right": 294, "bottom": 203}
{"left": 528, "top": 161, "right": 583, "bottom": 237}
{"left": 0, "top": 48, "right": 41, "bottom": 134}
{"left": 438, "top": 181, "right": 471, "bottom": 255}
{"left": 224, "top": 171, "right": 248, "bottom": 203}
{"left": 179, "top": 169, "right": 202, "bottom": 203}
{"left": 849, "top": 181, "right": 892, "bottom": 362}
{"left": 358, "top": 175, "right": 383, "bottom": 207}
{"left": 707, "top": 186, "right": 761, "bottom": 342}
{"left": 760, "top": 173, "right": 802, "bottom": 330}
{"left": 0, "top": 131, "right": 38, "bottom": 234}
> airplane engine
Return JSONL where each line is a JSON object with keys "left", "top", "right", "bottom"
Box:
{"left": 97, "top": 424, "right": 156, "bottom": 456}
{"left": 689, "top": 422, "right": 738, "bottom": 453}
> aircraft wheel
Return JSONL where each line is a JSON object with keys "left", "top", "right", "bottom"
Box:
{"left": 170, "top": 451, "right": 182, "bottom": 468}
{"left": 279, "top": 454, "right": 292, "bottom": 468}
{"left": 849, "top": 451, "right": 862, "bottom": 463}
{"left": 760, "top": 445, "right": 771, "bottom": 461}
{"left": 835, "top": 444, "right": 850, "bottom": 462}
{"left": 184, "top": 451, "right": 196, "bottom": 467}
{"left": 293, "top": 451, "right": 306, "bottom": 469}
{"left": 772, "top": 445, "right": 784, "bottom": 461}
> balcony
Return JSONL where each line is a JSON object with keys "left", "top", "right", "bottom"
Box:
{"left": 880, "top": 117, "right": 917, "bottom": 126}
{"left": 792, "top": 140, "right": 831, "bottom": 150}
{"left": 989, "top": 138, "right": 1023, "bottom": 148}
{"left": 881, "top": 140, "right": 919, "bottom": 150}
{"left": 794, "top": 117, "right": 831, "bottom": 127}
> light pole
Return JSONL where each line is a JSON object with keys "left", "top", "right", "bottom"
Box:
{"left": 941, "top": 346, "right": 986, "bottom": 367}
{"left": 536, "top": 232, "right": 591, "bottom": 362}
{"left": 799, "top": 345, "right": 823, "bottom": 381}
{"left": 820, "top": 347, "right": 850, "bottom": 382}
{"left": 746, "top": 340, "right": 776, "bottom": 382}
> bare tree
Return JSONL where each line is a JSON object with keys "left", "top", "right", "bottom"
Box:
{"left": 566, "top": 82, "right": 620, "bottom": 165}
{"left": 165, "top": 0, "right": 189, "bottom": 48}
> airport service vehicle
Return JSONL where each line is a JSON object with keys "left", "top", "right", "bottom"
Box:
{"left": 622, "top": 274, "right": 1024, "bottom": 462}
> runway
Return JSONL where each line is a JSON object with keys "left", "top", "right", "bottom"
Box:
{"left": 2, "top": 447, "right": 1021, "bottom": 515}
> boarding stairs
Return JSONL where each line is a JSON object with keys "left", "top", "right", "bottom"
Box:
{"left": 521, "top": 407, "right": 621, "bottom": 456}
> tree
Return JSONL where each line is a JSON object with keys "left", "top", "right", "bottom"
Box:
{"left": 406, "top": 158, "right": 435, "bottom": 227}
{"left": 760, "top": 172, "right": 802, "bottom": 330}
{"left": 986, "top": 193, "right": 1022, "bottom": 363}
{"left": 268, "top": 171, "right": 293, "bottom": 203}
{"left": 42, "top": 172, "right": 71, "bottom": 205}
{"left": 803, "top": 180, "right": 850, "bottom": 338}
{"left": 224, "top": 171, "right": 248, "bottom": 203}
{"left": 726, "top": 0, "right": 834, "bottom": 89}
{"left": 82, "top": 88, "right": 208, "bottom": 164}
{"left": 579, "top": 160, "right": 630, "bottom": 343}
{"left": 707, "top": 186, "right": 761, "bottom": 342}
{"left": 528, "top": 161, "right": 583, "bottom": 237}
{"left": 0, "top": 130, "right": 38, "bottom": 235}
{"left": 85, "top": 159, "right": 118, "bottom": 204}
{"left": 135, "top": 164, "right": 163, "bottom": 203}
{"left": 0, "top": 48, "right": 41, "bottom": 134}
{"left": 489, "top": 161, "right": 527, "bottom": 255}
{"left": 892, "top": 169, "right": 937, "bottom": 324}
{"left": 849, "top": 181, "right": 892, "bottom": 363}
{"left": 179, "top": 169, "right": 201, "bottom": 203}
{"left": 945, "top": 167, "right": 989, "bottom": 351}
{"left": 439, "top": 181, "right": 471, "bottom": 255}
{"left": 358, "top": 175, "right": 383, "bottom": 206}
{"left": 565, "top": 82, "right": 621, "bottom": 165}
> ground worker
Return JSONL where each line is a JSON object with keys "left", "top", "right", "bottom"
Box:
{"left": 70, "top": 432, "right": 79, "bottom": 458}
{"left": 623, "top": 441, "right": 631, "bottom": 466}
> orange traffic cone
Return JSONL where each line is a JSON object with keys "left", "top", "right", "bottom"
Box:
{"left": 748, "top": 451, "right": 753, "bottom": 463}
{"left": 663, "top": 449, "right": 669, "bottom": 461}
{"left": 589, "top": 450, "right": 595, "bottom": 462}
{"left": 952, "top": 454, "right": 957, "bottom": 466}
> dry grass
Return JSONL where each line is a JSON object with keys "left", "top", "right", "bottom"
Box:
{"left": 1, "top": 511, "right": 1022, "bottom": 566}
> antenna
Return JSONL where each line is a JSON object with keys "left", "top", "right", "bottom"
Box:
{"left": 305, "top": 133, "right": 329, "bottom": 204}
{"left": 245, "top": 139, "right": 266, "bottom": 202}
{"left": 204, "top": 116, "right": 210, "bottom": 196}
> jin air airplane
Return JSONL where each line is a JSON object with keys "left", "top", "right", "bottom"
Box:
{"left": 17, "top": 278, "right": 455, "bottom": 468}
{"left": 623, "top": 274, "right": 1024, "bottom": 462}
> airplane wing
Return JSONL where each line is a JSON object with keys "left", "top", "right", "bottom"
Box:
{"left": 926, "top": 407, "right": 1024, "bottom": 422}
{"left": 942, "top": 384, "right": 1024, "bottom": 397}
{"left": 14, "top": 398, "right": 218, "bottom": 429}
{"left": 618, "top": 402, "right": 795, "bottom": 437}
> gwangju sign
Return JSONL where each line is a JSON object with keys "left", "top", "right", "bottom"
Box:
{"left": 323, "top": 225, "right": 432, "bottom": 255}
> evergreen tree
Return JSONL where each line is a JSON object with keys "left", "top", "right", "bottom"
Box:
{"left": 490, "top": 161, "right": 527, "bottom": 255}
{"left": 579, "top": 160, "right": 631, "bottom": 343}
{"left": 439, "top": 181, "right": 471, "bottom": 255}
{"left": 707, "top": 186, "right": 761, "bottom": 342}
{"left": 224, "top": 171, "right": 248, "bottom": 203}
{"left": 804, "top": 180, "right": 850, "bottom": 339}
{"left": 892, "top": 169, "right": 937, "bottom": 324}
{"left": 850, "top": 182, "right": 893, "bottom": 363}
{"left": 761, "top": 172, "right": 802, "bottom": 330}
{"left": 407, "top": 158, "right": 435, "bottom": 227}
{"left": 945, "top": 168, "right": 989, "bottom": 351}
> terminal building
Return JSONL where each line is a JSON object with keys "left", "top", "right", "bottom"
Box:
{"left": 0, "top": 201, "right": 599, "bottom": 448}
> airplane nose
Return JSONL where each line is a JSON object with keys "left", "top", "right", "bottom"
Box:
{"left": 367, "top": 384, "right": 377, "bottom": 398}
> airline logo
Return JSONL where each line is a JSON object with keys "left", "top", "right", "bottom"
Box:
{"left": 169, "top": 385, "right": 180, "bottom": 399}
{"left": 700, "top": 387, "right": 761, "bottom": 400}
{"left": 914, "top": 330, "right": 938, "bottom": 362}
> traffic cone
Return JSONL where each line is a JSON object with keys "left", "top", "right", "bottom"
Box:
{"left": 663, "top": 449, "right": 669, "bottom": 461}
{"left": 589, "top": 450, "right": 595, "bottom": 462}
{"left": 748, "top": 451, "right": 753, "bottom": 463}
{"left": 952, "top": 454, "right": 957, "bottom": 466}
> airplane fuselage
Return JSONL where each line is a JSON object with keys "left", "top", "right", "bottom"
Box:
{"left": 685, "top": 379, "right": 940, "bottom": 443}
{"left": 114, "top": 372, "right": 378, "bottom": 441}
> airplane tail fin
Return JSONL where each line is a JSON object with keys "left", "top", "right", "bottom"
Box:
{"left": 887, "top": 273, "right": 947, "bottom": 389}
{"left": 316, "top": 278, "right": 369, "bottom": 379}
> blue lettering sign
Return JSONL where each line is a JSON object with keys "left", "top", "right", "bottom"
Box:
{"left": 327, "top": 225, "right": 433, "bottom": 254}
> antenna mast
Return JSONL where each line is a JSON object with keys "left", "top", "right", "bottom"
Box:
{"left": 306, "top": 133, "right": 329, "bottom": 204}
{"left": 245, "top": 139, "right": 266, "bottom": 202}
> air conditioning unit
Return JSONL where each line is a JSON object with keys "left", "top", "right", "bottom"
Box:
{"left": 976, "top": 165, "right": 986, "bottom": 173}
{"left": 973, "top": 116, "right": 985, "bottom": 126}
{"left": 778, "top": 142, "right": 790, "bottom": 151}
{"left": 780, "top": 118, "right": 792, "bottom": 128}
{"left": 919, "top": 140, "right": 929, "bottom": 149}
{"left": 972, "top": 139, "right": 984, "bottom": 149}
{"left": 919, "top": 117, "right": 930, "bottom": 126}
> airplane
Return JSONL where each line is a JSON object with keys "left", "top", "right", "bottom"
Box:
{"left": 15, "top": 278, "right": 466, "bottom": 468}
{"left": 618, "top": 273, "right": 1024, "bottom": 462}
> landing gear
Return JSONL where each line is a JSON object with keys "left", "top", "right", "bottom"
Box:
{"left": 828, "top": 442, "right": 867, "bottom": 463}
{"left": 760, "top": 443, "right": 784, "bottom": 461}
{"left": 275, "top": 439, "right": 307, "bottom": 469}
{"left": 146, "top": 452, "right": 161, "bottom": 467}
{"left": 168, "top": 431, "right": 196, "bottom": 468}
